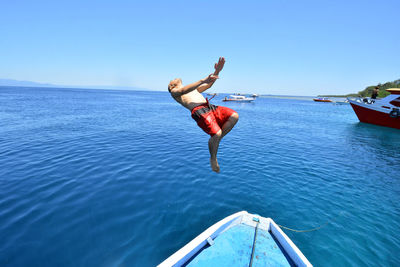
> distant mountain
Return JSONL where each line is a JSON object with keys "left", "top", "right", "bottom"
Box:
{"left": 0, "top": 79, "right": 55, "bottom": 87}
{"left": 0, "top": 78, "right": 150, "bottom": 91}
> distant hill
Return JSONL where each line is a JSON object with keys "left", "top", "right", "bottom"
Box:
{"left": 0, "top": 79, "right": 55, "bottom": 87}
{"left": 357, "top": 79, "right": 400, "bottom": 98}
{"left": 321, "top": 78, "right": 400, "bottom": 98}
{"left": 0, "top": 78, "right": 149, "bottom": 91}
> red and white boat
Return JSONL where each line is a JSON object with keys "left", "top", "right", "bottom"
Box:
{"left": 348, "top": 88, "right": 400, "bottom": 130}
{"left": 313, "top": 97, "right": 332, "bottom": 102}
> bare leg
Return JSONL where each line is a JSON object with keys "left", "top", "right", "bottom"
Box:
{"left": 208, "top": 113, "right": 239, "bottom": 172}
{"left": 209, "top": 130, "right": 222, "bottom": 173}
{"left": 221, "top": 113, "right": 239, "bottom": 138}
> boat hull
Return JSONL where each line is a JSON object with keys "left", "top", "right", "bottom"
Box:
{"left": 222, "top": 99, "right": 254, "bottom": 102}
{"left": 349, "top": 101, "right": 400, "bottom": 130}
{"left": 313, "top": 99, "right": 332, "bottom": 102}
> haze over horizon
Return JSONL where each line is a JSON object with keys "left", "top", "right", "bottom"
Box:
{"left": 1, "top": 0, "right": 399, "bottom": 95}
{"left": 0, "top": 78, "right": 319, "bottom": 96}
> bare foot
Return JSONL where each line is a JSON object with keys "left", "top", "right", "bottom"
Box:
{"left": 210, "top": 158, "right": 220, "bottom": 173}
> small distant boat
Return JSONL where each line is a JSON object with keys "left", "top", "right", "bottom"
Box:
{"left": 313, "top": 97, "right": 332, "bottom": 102}
{"left": 251, "top": 94, "right": 259, "bottom": 98}
{"left": 348, "top": 88, "right": 400, "bottom": 130}
{"left": 159, "top": 211, "right": 312, "bottom": 267}
{"left": 207, "top": 93, "right": 218, "bottom": 96}
{"left": 223, "top": 95, "right": 255, "bottom": 102}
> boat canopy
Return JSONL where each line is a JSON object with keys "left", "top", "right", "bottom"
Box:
{"left": 386, "top": 88, "right": 400, "bottom": 95}
{"left": 229, "top": 95, "right": 246, "bottom": 99}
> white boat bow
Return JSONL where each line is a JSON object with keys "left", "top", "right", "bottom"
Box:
{"left": 159, "top": 211, "right": 312, "bottom": 267}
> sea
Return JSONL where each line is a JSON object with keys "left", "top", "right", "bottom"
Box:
{"left": 0, "top": 87, "right": 399, "bottom": 266}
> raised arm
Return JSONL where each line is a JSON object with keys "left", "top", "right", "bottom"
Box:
{"left": 197, "top": 57, "right": 225, "bottom": 93}
{"left": 169, "top": 75, "right": 218, "bottom": 97}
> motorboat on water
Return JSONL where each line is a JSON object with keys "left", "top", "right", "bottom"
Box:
{"left": 313, "top": 97, "right": 332, "bottom": 102}
{"left": 223, "top": 95, "right": 255, "bottom": 102}
{"left": 348, "top": 88, "right": 400, "bottom": 130}
{"left": 159, "top": 211, "right": 312, "bottom": 267}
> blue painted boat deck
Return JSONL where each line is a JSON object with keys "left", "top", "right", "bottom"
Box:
{"left": 187, "top": 224, "right": 291, "bottom": 266}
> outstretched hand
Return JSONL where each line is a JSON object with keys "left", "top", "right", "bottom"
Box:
{"left": 214, "top": 57, "right": 225, "bottom": 74}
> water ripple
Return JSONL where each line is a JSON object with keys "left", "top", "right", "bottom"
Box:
{"left": 0, "top": 88, "right": 399, "bottom": 266}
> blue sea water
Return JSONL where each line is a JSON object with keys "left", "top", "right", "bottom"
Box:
{"left": 0, "top": 87, "right": 399, "bottom": 267}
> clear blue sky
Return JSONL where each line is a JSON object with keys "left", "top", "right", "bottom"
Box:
{"left": 1, "top": 0, "right": 399, "bottom": 95}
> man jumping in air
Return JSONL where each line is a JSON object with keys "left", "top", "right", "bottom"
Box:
{"left": 168, "top": 57, "right": 239, "bottom": 173}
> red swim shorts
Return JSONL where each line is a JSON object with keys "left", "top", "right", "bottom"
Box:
{"left": 191, "top": 103, "right": 236, "bottom": 136}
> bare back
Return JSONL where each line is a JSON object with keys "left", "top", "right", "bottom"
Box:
{"left": 171, "top": 89, "right": 207, "bottom": 111}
